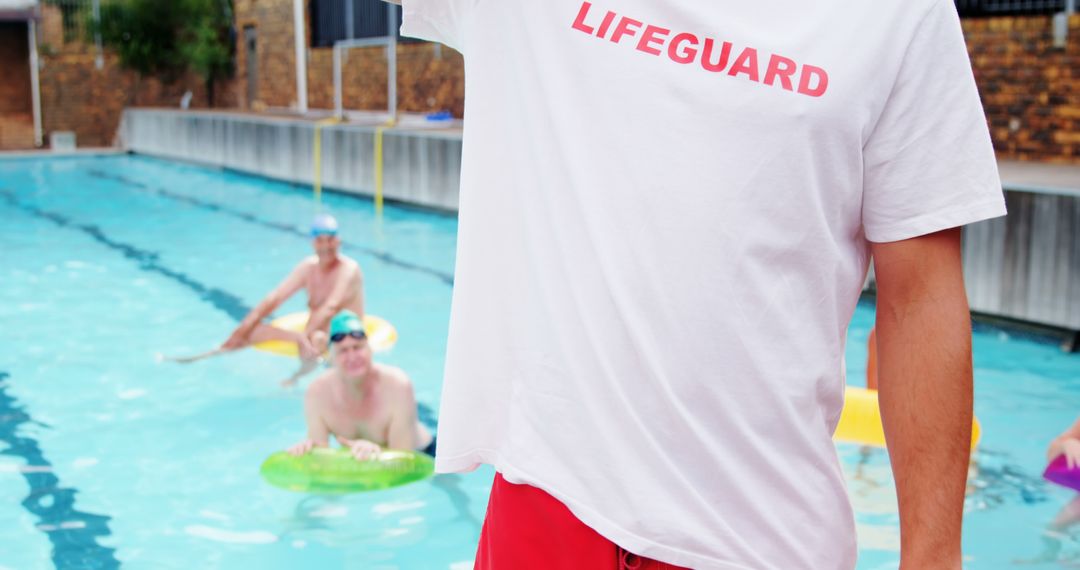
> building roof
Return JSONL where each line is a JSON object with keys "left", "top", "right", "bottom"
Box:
{"left": 0, "top": 0, "right": 37, "bottom": 21}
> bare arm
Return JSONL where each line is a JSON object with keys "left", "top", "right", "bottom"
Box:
{"left": 224, "top": 261, "right": 309, "bottom": 348}
{"left": 872, "top": 227, "right": 971, "bottom": 570}
{"left": 303, "top": 388, "right": 332, "bottom": 447}
{"left": 866, "top": 326, "right": 879, "bottom": 390}
{"left": 385, "top": 370, "right": 422, "bottom": 451}
{"left": 287, "top": 385, "right": 331, "bottom": 455}
{"left": 306, "top": 263, "right": 363, "bottom": 335}
{"left": 1048, "top": 417, "right": 1080, "bottom": 463}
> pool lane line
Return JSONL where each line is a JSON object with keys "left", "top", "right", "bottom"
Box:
{"left": 0, "top": 372, "right": 121, "bottom": 569}
{"left": 0, "top": 189, "right": 253, "bottom": 322}
{"left": 0, "top": 189, "right": 441, "bottom": 433}
{"left": 85, "top": 170, "right": 455, "bottom": 287}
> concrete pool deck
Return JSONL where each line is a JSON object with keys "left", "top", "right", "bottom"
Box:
{"left": 999, "top": 160, "right": 1080, "bottom": 197}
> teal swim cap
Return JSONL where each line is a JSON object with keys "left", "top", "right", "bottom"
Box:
{"left": 311, "top": 214, "right": 339, "bottom": 237}
{"left": 329, "top": 310, "right": 366, "bottom": 341}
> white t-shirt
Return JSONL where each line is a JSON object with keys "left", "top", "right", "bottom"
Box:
{"left": 402, "top": 1, "right": 1006, "bottom": 568}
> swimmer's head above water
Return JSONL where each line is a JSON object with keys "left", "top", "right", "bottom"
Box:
{"left": 329, "top": 310, "right": 370, "bottom": 378}
{"left": 330, "top": 310, "right": 366, "bottom": 342}
{"left": 311, "top": 213, "right": 339, "bottom": 237}
{"left": 310, "top": 214, "right": 341, "bottom": 261}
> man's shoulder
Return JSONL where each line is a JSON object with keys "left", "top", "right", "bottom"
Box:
{"left": 305, "top": 371, "right": 336, "bottom": 400}
{"left": 340, "top": 255, "right": 362, "bottom": 273}
{"left": 375, "top": 364, "right": 413, "bottom": 392}
{"left": 296, "top": 256, "right": 319, "bottom": 272}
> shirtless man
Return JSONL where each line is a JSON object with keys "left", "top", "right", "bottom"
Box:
{"left": 287, "top": 310, "right": 436, "bottom": 459}
{"left": 220, "top": 213, "right": 364, "bottom": 386}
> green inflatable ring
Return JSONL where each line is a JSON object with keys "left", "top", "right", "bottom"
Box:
{"left": 260, "top": 448, "right": 435, "bottom": 493}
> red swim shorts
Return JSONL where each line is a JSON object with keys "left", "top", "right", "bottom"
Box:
{"left": 474, "top": 472, "right": 689, "bottom": 570}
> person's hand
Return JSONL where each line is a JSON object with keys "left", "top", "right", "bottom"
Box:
{"left": 338, "top": 436, "right": 380, "bottom": 461}
{"left": 1062, "top": 439, "right": 1080, "bottom": 469}
{"left": 297, "top": 336, "right": 320, "bottom": 361}
{"left": 287, "top": 439, "right": 316, "bottom": 456}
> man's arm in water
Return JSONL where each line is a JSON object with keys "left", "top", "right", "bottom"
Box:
{"left": 872, "top": 227, "right": 972, "bottom": 570}
{"left": 287, "top": 384, "right": 332, "bottom": 455}
{"left": 222, "top": 261, "right": 308, "bottom": 349}
{"left": 306, "top": 263, "right": 363, "bottom": 336}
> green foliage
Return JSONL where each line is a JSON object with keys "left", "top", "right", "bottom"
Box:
{"left": 93, "top": 0, "right": 234, "bottom": 83}
{"left": 180, "top": 0, "right": 234, "bottom": 85}
{"left": 95, "top": 0, "right": 181, "bottom": 75}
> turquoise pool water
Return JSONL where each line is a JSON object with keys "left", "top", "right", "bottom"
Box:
{"left": 1, "top": 154, "right": 1077, "bottom": 569}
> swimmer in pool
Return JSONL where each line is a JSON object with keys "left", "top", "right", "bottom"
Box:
{"left": 287, "top": 311, "right": 435, "bottom": 459}
{"left": 167, "top": 214, "right": 364, "bottom": 387}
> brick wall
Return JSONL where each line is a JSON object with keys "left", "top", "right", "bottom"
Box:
{"left": 307, "top": 42, "right": 465, "bottom": 116}
{"left": 31, "top": 4, "right": 239, "bottom": 149}
{"left": 38, "top": 2, "right": 64, "bottom": 52}
{"left": 963, "top": 14, "right": 1080, "bottom": 163}
{"left": 234, "top": 0, "right": 298, "bottom": 109}
{"left": 233, "top": 0, "right": 465, "bottom": 115}
{"left": 38, "top": 52, "right": 234, "bottom": 147}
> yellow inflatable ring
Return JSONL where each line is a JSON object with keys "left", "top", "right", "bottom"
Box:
{"left": 834, "top": 386, "right": 981, "bottom": 450}
{"left": 252, "top": 312, "right": 398, "bottom": 357}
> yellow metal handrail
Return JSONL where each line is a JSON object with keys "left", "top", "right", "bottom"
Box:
{"left": 312, "top": 117, "right": 341, "bottom": 211}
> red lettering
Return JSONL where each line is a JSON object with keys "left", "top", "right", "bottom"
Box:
{"left": 636, "top": 25, "right": 670, "bottom": 56}
{"left": 763, "top": 55, "right": 797, "bottom": 91}
{"left": 701, "top": 39, "right": 732, "bottom": 72}
{"left": 610, "top": 17, "right": 643, "bottom": 44}
{"left": 798, "top": 65, "right": 829, "bottom": 97}
{"left": 571, "top": 2, "right": 595, "bottom": 35}
{"left": 572, "top": 6, "right": 830, "bottom": 99}
{"left": 727, "top": 47, "right": 760, "bottom": 82}
{"left": 668, "top": 33, "right": 699, "bottom": 65}
{"left": 596, "top": 11, "right": 617, "bottom": 39}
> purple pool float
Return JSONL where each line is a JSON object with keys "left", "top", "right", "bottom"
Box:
{"left": 1045, "top": 455, "right": 1080, "bottom": 492}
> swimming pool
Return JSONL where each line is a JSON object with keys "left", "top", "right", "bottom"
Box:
{"left": 1, "top": 154, "right": 1077, "bottom": 569}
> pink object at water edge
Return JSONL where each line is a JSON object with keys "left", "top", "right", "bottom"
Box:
{"left": 1044, "top": 455, "right": 1080, "bottom": 492}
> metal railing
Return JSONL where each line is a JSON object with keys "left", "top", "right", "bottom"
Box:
{"left": 327, "top": 0, "right": 401, "bottom": 119}
{"left": 332, "top": 36, "right": 398, "bottom": 120}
